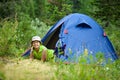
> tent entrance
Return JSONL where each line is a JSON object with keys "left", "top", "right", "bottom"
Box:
{"left": 45, "top": 25, "right": 62, "bottom": 49}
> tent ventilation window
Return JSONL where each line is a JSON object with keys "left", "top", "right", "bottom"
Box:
{"left": 77, "top": 23, "right": 91, "bottom": 28}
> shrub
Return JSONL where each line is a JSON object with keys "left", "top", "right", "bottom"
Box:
{"left": 0, "top": 19, "right": 17, "bottom": 56}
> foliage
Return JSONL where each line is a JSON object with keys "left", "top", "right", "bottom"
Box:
{"left": 0, "top": 71, "right": 5, "bottom": 80}
{"left": 0, "top": 14, "right": 50, "bottom": 56}
{"left": 0, "top": 19, "right": 17, "bottom": 56}
{"left": 105, "top": 23, "right": 120, "bottom": 56}
{"left": 92, "top": 0, "right": 120, "bottom": 27}
{"left": 0, "top": 57, "right": 120, "bottom": 80}
{"left": 54, "top": 59, "right": 120, "bottom": 80}
{"left": 15, "top": 0, "right": 45, "bottom": 19}
{"left": 0, "top": 0, "right": 120, "bottom": 57}
{"left": 72, "top": 0, "right": 95, "bottom": 15}
{"left": 45, "top": 0, "right": 73, "bottom": 25}
{"left": 0, "top": 0, "right": 119, "bottom": 80}
{"left": 0, "top": 60, "right": 5, "bottom": 80}
{"left": 0, "top": 0, "right": 16, "bottom": 18}
{"left": 31, "top": 18, "right": 50, "bottom": 38}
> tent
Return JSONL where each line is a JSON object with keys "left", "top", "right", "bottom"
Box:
{"left": 41, "top": 13, "right": 118, "bottom": 63}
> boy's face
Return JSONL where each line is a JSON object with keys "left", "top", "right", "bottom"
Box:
{"left": 32, "top": 40, "right": 40, "bottom": 49}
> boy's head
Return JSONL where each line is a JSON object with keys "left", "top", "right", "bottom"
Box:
{"left": 31, "top": 36, "right": 41, "bottom": 49}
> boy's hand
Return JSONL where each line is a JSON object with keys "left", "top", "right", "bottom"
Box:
{"left": 31, "top": 46, "right": 33, "bottom": 52}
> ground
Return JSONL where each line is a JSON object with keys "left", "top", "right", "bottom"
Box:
{"left": 0, "top": 57, "right": 56, "bottom": 80}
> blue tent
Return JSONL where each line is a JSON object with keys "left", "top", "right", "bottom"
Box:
{"left": 41, "top": 13, "right": 118, "bottom": 63}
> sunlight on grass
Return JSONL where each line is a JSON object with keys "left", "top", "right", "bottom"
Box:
{"left": 3, "top": 59, "right": 56, "bottom": 80}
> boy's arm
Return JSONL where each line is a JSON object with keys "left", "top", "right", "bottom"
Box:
{"left": 30, "top": 47, "right": 34, "bottom": 60}
{"left": 41, "top": 49, "right": 47, "bottom": 62}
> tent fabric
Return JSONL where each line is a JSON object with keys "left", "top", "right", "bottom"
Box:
{"left": 21, "top": 48, "right": 31, "bottom": 57}
{"left": 41, "top": 13, "right": 118, "bottom": 63}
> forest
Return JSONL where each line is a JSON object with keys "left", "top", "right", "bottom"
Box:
{"left": 0, "top": 0, "right": 120, "bottom": 80}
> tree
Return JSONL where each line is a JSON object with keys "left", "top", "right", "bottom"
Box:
{"left": 0, "top": 0, "right": 16, "bottom": 18}
{"left": 92, "top": 0, "right": 120, "bottom": 27}
{"left": 45, "top": 0, "right": 73, "bottom": 25}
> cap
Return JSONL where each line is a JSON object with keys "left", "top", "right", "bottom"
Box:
{"left": 32, "top": 36, "right": 41, "bottom": 42}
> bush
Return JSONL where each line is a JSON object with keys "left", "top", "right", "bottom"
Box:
{"left": 105, "top": 23, "right": 120, "bottom": 57}
{"left": 0, "top": 14, "right": 51, "bottom": 57}
{"left": 0, "top": 19, "right": 17, "bottom": 56}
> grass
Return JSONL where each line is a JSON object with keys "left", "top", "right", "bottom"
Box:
{"left": 0, "top": 57, "right": 120, "bottom": 80}
{"left": 0, "top": 59, "right": 56, "bottom": 80}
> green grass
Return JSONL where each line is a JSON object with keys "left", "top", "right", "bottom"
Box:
{"left": 0, "top": 57, "right": 120, "bottom": 80}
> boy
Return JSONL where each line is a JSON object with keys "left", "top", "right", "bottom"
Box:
{"left": 30, "top": 36, "right": 54, "bottom": 62}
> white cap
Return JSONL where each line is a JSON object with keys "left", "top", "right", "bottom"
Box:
{"left": 32, "top": 36, "right": 41, "bottom": 42}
